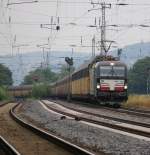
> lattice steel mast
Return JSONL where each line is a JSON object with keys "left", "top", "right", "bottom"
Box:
{"left": 100, "top": 2, "right": 111, "bottom": 56}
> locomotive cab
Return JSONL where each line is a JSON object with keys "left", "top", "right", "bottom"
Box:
{"left": 95, "top": 61, "right": 128, "bottom": 104}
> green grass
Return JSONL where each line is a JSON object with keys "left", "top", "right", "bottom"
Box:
{"left": 0, "top": 86, "right": 10, "bottom": 101}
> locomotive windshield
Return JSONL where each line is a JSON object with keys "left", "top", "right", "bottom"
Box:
{"left": 100, "top": 66, "right": 125, "bottom": 77}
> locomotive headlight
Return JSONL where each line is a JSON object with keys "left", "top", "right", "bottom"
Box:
{"left": 110, "top": 62, "right": 114, "bottom": 66}
{"left": 97, "top": 85, "right": 100, "bottom": 89}
{"left": 124, "top": 85, "right": 128, "bottom": 89}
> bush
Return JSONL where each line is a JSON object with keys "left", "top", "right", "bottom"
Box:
{"left": 124, "top": 95, "right": 150, "bottom": 109}
{"left": 0, "top": 87, "right": 9, "bottom": 101}
{"left": 31, "top": 83, "right": 50, "bottom": 99}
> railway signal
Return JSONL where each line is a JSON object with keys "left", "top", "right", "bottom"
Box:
{"left": 65, "top": 57, "right": 73, "bottom": 66}
{"left": 65, "top": 57, "right": 73, "bottom": 102}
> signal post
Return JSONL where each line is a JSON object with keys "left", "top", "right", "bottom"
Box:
{"left": 65, "top": 57, "right": 73, "bottom": 102}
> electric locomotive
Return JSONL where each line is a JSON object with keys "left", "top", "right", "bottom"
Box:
{"left": 94, "top": 60, "right": 127, "bottom": 104}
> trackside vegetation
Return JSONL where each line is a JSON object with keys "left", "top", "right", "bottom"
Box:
{"left": 23, "top": 67, "right": 58, "bottom": 85}
{"left": 0, "top": 86, "right": 10, "bottom": 101}
{"left": 0, "top": 64, "right": 12, "bottom": 101}
{"left": 128, "top": 57, "right": 150, "bottom": 94}
{"left": 0, "top": 64, "right": 13, "bottom": 86}
{"left": 124, "top": 95, "right": 150, "bottom": 109}
{"left": 31, "top": 83, "right": 50, "bottom": 99}
{"left": 23, "top": 64, "right": 75, "bottom": 84}
{"left": 124, "top": 57, "right": 150, "bottom": 109}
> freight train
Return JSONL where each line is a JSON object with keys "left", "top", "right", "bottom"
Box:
{"left": 8, "top": 85, "right": 32, "bottom": 98}
{"left": 50, "top": 55, "right": 128, "bottom": 106}
{"left": 8, "top": 55, "right": 128, "bottom": 106}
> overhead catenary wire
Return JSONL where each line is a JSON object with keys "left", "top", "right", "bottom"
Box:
{"left": 37, "top": 0, "right": 150, "bottom": 6}
{"left": 7, "top": 0, "right": 38, "bottom": 6}
{"left": 1, "top": 0, "right": 150, "bottom": 55}
{"left": 6, "top": 7, "right": 101, "bottom": 19}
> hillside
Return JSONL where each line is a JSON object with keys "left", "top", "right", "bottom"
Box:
{"left": 118, "top": 42, "right": 150, "bottom": 66}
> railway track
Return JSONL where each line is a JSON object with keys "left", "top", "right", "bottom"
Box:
{"left": 122, "top": 107, "right": 150, "bottom": 114}
{"left": 42, "top": 100, "right": 150, "bottom": 138}
{"left": 0, "top": 102, "right": 94, "bottom": 155}
{"left": 55, "top": 99, "right": 150, "bottom": 118}
{"left": 103, "top": 106, "right": 150, "bottom": 118}
{"left": 0, "top": 103, "right": 21, "bottom": 155}
{"left": 0, "top": 136, "right": 20, "bottom": 155}
{"left": 48, "top": 99, "right": 150, "bottom": 128}
{"left": 11, "top": 103, "right": 95, "bottom": 155}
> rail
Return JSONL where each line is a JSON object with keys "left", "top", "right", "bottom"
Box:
{"left": 50, "top": 100, "right": 150, "bottom": 128}
{"left": 42, "top": 101, "right": 150, "bottom": 138}
{"left": 112, "top": 107, "right": 150, "bottom": 118}
{"left": 52, "top": 99, "right": 150, "bottom": 118}
{"left": 0, "top": 136, "right": 21, "bottom": 155}
{"left": 10, "top": 103, "right": 94, "bottom": 155}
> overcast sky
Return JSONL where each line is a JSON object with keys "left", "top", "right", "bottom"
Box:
{"left": 1, "top": 0, "right": 150, "bottom": 56}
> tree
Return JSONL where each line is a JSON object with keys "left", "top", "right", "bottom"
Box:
{"left": 0, "top": 86, "right": 9, "bottom": 101}
{"left": 128, "top": 57, "right": 150, "bottom": 94}
{"left": 23, "top": 67, "right": 58, "bottom": 85}
{"left": 31, "top": 83, "right": 50, "bottom": 98}
{"left": 0, "top": 64, "right": 13, "bottom": 86}
{"left": 58, "top": 64, "right": 75, "bottom": 79}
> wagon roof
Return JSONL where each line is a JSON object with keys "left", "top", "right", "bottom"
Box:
{"left": 8, "top": 85, "right": 32, "bottom": 90}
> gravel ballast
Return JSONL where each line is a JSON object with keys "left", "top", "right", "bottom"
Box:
{"left": 50, "top": 100, "right": 150, "bottom": 124}
{"left": 16, "top": 101, "right": 150, "bottom": 155}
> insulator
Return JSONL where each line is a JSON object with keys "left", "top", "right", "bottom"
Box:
{"left": 56, "top": 25, "right": 60, "bottom": 31}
